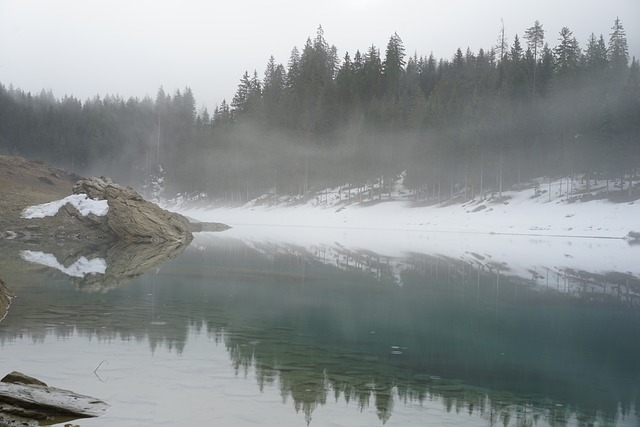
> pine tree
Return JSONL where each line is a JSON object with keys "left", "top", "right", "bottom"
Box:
{"left": 510, "top": 34, "right": 523, "bottom": 62}
{"left": 452, "top": 47, "right": 465, "bottom": 69}
{"left": 263, "top": 56, "right": 286, "bottom": 125}
{"left": 382, "top": 32, "right": 406, "bottom": 101}
{"left": 585, "top": 33, "right": 608, "bottom": 71}
{"left": 363, "top": 45, "right": 382, "bottom": 103}
{"left": 608, "top": 17, "right": 629, "bottom": 77}
{"left": 285, "top": 47, "right": 301, "bottom": 94}
{"left": 584, "top": 33, "right": 609, "bottom": 85}
{"left": 524, "top": 20, "right": 545, "bottom": 95}
{"left": 337, "top": 51, "right": 354, "bottom": 108}
{"left": 536, "top": 43, "right": 554, "bottom": 95}
{"left": 231, "top": 71, "right": 252, "bottom": 118}
{"left": 201, "top": 108, "right": 210, "bottom": 128}
{"left": 554, "top": 27, "right": 581, "bottom": 81}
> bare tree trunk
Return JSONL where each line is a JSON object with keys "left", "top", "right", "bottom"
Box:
{"left": 499, "top": 147, "right": 503, "bottom": 198}
{"left": 464, "top": 159, "right": 469, "bottom": 201}
{"left": 479, "top": 150, "right": 484, "bottom": 199}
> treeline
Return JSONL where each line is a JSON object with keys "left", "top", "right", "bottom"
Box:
{"left": 0, "top": 85, "right": 197, "bottom": 189}
{"left": 0, "top": 19, "right": 638, "bottom": 202}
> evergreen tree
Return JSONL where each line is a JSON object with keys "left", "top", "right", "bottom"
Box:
{"left": 537, "top": 43, "right": 554, "bottom": 95}
{"left": 231, "top": 71, "right": 252, "bottom": 118}
{"left": 554, "top": 27, "right": 581, "bottom": 81}
{"left": 524, "top": 20, "right": 545, "bottom": 95}
{"left": 363, "top": 45, "right": 382, "bottom": 103}
{"left": 337, "top": 51, "right": 354, "bottom": 110}
{"left": 285, "top": 47, "right": 301, "bottom": 95}
{"left": 263, "top": 56, "right": 286, "bottom": 125}
{"left": 584, "top": 33, "right": 609, "bottom": 72}
{"left": 608, "top": 17, "right": 629, "bottom": 77}
{"left": 418, "top": 53, "right": 438, "bottom": 97}
{"left": 382, "top": 32, "right": 406, "bottom": 101}
{"left": 510, "top": 35, "right": 523, "bottom": 62}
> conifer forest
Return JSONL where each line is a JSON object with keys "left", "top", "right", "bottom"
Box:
{"left": 1, "top": 19, "right": 638, "bottom": 202}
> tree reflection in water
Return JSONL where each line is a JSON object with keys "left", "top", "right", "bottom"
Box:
{"left": 1, "top": 234, "right": 639, "bottom": 426}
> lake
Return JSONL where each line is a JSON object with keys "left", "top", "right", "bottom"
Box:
{"left": 1, "top": 228, "right": 639, "bottom": 426}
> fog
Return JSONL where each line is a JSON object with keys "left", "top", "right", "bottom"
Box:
{"left": 0, "top": 18, "right": 638, "bottom": 205}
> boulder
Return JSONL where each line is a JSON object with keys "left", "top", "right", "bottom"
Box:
{"left": 0, "top": 372, "right": 107, "bottom": 425}
{"left": 73, "top": 177, "right": 193, "bottom": 243}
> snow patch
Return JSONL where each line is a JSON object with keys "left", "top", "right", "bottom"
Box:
{"left": 20, "top": 250, "right": 107, "bottom": 278}
{"left": 21, "top": 194, "right": 109, "bottom": 219}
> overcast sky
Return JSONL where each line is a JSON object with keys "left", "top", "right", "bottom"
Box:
{"left": 1, "top": 0, "right": 638, "bottom": 111}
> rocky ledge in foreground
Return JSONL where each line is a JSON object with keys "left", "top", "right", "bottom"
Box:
{"left": 0, "top": 371, "right": 107, "bottom": 426}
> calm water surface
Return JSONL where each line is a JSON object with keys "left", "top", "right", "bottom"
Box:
{"left": 1, "top": 231, "right": 639, "bottom": 426}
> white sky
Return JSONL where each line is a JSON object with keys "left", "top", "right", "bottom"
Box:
{"left": 1, "top": 0, "right": 638, "bottom": 111}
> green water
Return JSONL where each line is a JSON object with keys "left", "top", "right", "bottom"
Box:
{"left": 0, "top": 233, "right": 639, "bottom": 426}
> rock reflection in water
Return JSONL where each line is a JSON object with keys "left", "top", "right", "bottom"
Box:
{"left": 74, "top": 240, "right": 190, "bottom": 292}
{"left": 5, "top": 238, "right": 189, "bottom": 293}
{"left": 1, "top": 233, "right": 639, "bottom": 426}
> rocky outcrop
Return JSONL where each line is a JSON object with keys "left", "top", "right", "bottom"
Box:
{"left": 0, "top": 371, "right": 107, "bottom": 426}
{"left": 73, "top": 177, "right": 193, "bottom": 243}
{"left": 0, "top": 156, "right": 228, "bottom": 244}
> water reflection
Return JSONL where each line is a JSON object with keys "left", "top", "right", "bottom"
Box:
{"left": 1, "top": 237, "right": 189, "bottom": 293}
{"left": 1, "top": 232, "right": 640, "bottom": 426}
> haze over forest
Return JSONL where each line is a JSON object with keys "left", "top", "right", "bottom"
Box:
{"left": 0, "top": 19, "right": 638, "bottom": 203}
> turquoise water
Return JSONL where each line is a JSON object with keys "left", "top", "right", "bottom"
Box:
{"left": 0, "top": 233, "right": 639, "bottom": 426}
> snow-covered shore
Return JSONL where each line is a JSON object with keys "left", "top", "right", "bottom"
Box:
{"left": 179, "top": 177, "right": 640, "bottom": 294}
{"left": 180, "top": 176, "right": 639, "bottom": 239}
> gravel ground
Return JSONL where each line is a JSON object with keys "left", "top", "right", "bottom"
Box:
{"left": 0, "top": 155, "right": 81, "bottom": 232}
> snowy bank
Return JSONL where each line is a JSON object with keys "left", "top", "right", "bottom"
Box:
{"left": 180, "top": 177, "right": 640, "bottom": 239}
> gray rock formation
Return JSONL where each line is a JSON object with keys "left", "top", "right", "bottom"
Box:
{"left": 0, "top": 372, "right": 46, "bottom": 387}
{"left": 73, "top": 176, "right": 193, "bottom": 243}
{"left": 0, "top": 371, "right": 107, "bottom": 426}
